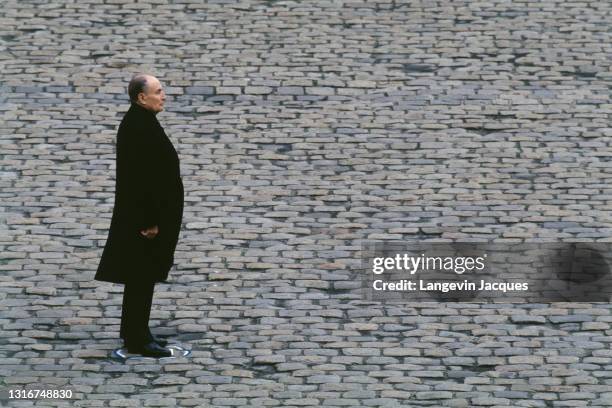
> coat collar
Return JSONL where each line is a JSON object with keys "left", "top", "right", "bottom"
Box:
{"left": 129, "top": 102, "right": 158, "bottom": 118}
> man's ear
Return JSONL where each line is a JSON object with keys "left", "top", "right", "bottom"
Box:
{"left": 137, "top": 92, "right": 147, "bottom": 104}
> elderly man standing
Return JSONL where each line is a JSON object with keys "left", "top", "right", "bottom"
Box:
{"left": 95, "top": 74, "right": 184, "bottom": 358}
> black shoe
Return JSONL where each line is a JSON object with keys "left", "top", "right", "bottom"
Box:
{"left": 127, "top": 341, "right": 172, "bottom": 357}
{"left": 123, "top": 334, "right": 168, "bottom": 348}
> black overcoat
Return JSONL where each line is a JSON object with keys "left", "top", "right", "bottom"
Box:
{"left": 95, "top": 103, "right": 184, "bottom": 284}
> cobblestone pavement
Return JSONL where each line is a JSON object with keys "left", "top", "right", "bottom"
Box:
{"left": 2, "top": 0, "right": 612, "bottom": 406}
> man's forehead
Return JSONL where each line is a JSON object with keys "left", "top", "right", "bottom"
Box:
{"left": 144, "top": 76, "right": 162, "bottom": 90}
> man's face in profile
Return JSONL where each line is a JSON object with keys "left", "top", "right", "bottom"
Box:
{"left": 138, "top": 76, "right": 166, "bottom": 114}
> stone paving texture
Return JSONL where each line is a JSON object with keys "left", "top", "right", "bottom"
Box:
{"left": 1, "top": 0, "right": 612, "bottom": 406}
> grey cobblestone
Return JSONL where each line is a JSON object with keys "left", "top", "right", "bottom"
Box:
{"left": 2, "top": 0, "right": 612, "bottom": 407}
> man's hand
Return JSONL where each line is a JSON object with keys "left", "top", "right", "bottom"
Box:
{"left": 140, "top": 225, "right": 159, "bottom": 239}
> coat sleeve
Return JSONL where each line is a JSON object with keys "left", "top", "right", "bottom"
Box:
{"left": 119, "top": 123, "right": 161, "bottom": 232}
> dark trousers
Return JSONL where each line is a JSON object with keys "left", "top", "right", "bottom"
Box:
{"left": 120, "top": 281, "right": 155, "bottom": 347}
